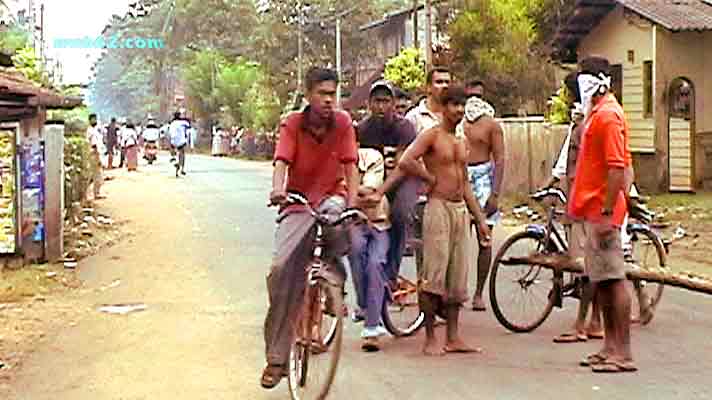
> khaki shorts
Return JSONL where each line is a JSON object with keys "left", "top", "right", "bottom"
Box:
{"left": 419, "top": 198, "right": 471, "bottom": 304}
{"left": 582, "top": 222, "right": 626, "bottom": 283}
{"left": 568, "top": 221, "right": 586, "bottom": 261}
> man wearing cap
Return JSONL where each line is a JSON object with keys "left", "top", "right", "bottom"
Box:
{"left": 355, "top": 80, "right": 418, "bottom": 317}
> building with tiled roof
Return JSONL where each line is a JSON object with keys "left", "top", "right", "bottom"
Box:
{"left": 553, "top": 0, "right": 712, "bottom": 193}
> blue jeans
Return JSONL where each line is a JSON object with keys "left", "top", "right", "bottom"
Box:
{"left": 385, "top": 178, "right": 419, "bottom": 282}
{"left": 349, "top": 224, "right": 389, "bottom": 328}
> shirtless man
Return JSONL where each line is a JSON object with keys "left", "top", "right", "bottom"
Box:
{"left": 384, "top": 86, "right": 491, "bottom": 355}
{"left": 460, "top": 93, "right": 505, "bottom": 311}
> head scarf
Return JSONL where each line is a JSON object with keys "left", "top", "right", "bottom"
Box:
{"left": 464, "top": 96, "right": 495, "bottom": 123}
{"left": 577, "top": 73, "right": 611, "bottom": 120}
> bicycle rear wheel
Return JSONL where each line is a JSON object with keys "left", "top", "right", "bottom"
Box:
{"left": 382, "top": 275, "right": 425, "bottom": 337}
{"left": 489, "top": 231, "right": 557, "bottom": 333}
{"left": 288, "top": 281, "right": 343, "bottom": 400}
{"left": 629, "top": 227, "right": 666, "bottom": 326}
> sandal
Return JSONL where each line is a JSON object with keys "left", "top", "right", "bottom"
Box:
{"left": 553, "top": 332, "right": 588, "bottom": 343}
{"left": 260, "top": 364, "right": 286, "bottom": 389}
{"left": 592, "top": 359, "right": 638, "bottom": 373}
{"left": 579, "top": 353, "right": 608, "bottom": 367}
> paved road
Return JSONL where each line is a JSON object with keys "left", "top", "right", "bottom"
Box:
{"left": 10, "top": 154, "right": 712, "bottom": 399}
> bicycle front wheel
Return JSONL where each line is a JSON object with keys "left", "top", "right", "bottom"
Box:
{"left": 489, "top": 231, "right": 557, "bottom": 333}
{"left": 629, "top": 227, "right": 666, "bottom": 326}
{"left": 288, "top": 281, "right": 343, "bottom": 400}
{"left": 382, "top": 275, "right": 425, "bottom": 337}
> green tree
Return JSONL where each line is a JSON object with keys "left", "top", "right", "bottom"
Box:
{"left": 384, "top": 47, "right": 425, "bottom": 93}
{"left": 12, "top": 47, "right": 51, "bottom": 87}
{"left": 448, "top": 0, "right": 559, "bottom": 115}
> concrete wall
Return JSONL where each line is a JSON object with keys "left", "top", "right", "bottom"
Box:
{"left": 578, "top": 6, "right": 655, "bottom": 153}
{"left": 498, "top": 118, "right": 568, "bottom": 197}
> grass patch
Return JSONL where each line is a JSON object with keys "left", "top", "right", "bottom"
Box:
{"left": 0, "top": 265, "right": 66, "bottom": 303}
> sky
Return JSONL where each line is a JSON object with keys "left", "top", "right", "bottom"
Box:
{"left": 7, "top": 0, "right": 132, "bottom": 85}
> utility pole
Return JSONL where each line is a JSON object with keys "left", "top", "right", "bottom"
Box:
{"left": 297, "top": 0, "right": 304, "bottom": 94}
{"left": 336, "top": 15, "right": 342, "bottom": 107}
{"left": 39, "top": 3, "right": 44, "bottom": 63}
{"left": 425, "top": 0, "right": 433, "bottom": 68}
{"left": 412, "top": 0, "right": 419, "bottom": 49}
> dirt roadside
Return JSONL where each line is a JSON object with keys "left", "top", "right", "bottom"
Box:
{"left": 0, "top": 166, "right": 257, "bottom": 399}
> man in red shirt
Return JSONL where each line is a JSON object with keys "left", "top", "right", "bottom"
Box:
{"left": 261, "top": 67, "right": 359, "bottom": 388}
{"left": 569, "top": 56, "right": 636, "bottom": 373}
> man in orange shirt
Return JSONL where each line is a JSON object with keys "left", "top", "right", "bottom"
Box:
{"left": 569, "top": 56, "right": 637, "bottom": 373}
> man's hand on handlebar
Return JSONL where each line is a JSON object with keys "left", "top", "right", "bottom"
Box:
{"left": 269, "top": 189, "right": 287, "bottom": 206}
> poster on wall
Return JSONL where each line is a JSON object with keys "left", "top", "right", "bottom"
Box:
{"left": 20, "top": 139, "right": 45, "bottom": 248}
{"left": 0, "top": 127, "right": 17, "bottom": 254}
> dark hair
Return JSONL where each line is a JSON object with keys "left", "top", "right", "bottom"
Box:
{"left": 394, "top": 87, "right": 409, "bottom": 100}
{"left": 579, "top": 56, "right": 610, "bottom": 76}
{"left": 111, "top": 117, "right": 117, "bottom": 123}
{"left": 466, "top": 80, "right": 485, "bottom": 89}
{"left": 126, "top": 122, "right": 135, "bottom": 129}
{"left": 173, "top": 111, "right": 181, "bottom": 120}
{"left": 441, "top": 86, "right": 468, "bottom": 106}
{"left": 305, "top": 67, "right": 338, "bottom": 92}
{"left": 426, "top": 66, "right": 450, "bottom": 85}
{"left": 564, "top": 72, "right": 581, "bottom": 103}
{"left": 89, "top": 113, "right": 97, "bottom": 120}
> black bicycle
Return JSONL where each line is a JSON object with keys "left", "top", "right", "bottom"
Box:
{"left": 489, "top": 187, "right": 668, "bottom": 333}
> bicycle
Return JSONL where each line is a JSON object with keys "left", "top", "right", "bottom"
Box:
{"left": 275, "top": 192, "right": 368, "bottom": 400}
{"left": 488, "top": 186, "right": 668, "bottom": 333}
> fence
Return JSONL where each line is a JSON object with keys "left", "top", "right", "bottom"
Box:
{"left": 497, "top": 117, "right": 568, "bottom": 197}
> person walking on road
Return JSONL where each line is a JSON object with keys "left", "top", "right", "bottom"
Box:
{"left": 570, "top": 56, "right": 637, "bottom": 373}
{"left": 122, "top": 121, "right": 140, "bottom": 171}
{"left": 105, "top": 118, "right": 119, "bottom": 169}
{"left": 169, "top": 111, "right": 190, "bottom": 177}
{"left": 261, "top": 67, "right": 359, "bottom": 389}
{"left": 87, "top": 114, "right": 105, "bottom": 200}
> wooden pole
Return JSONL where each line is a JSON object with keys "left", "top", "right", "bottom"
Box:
{"left": 425, "top": 0, "right": 432, "bottom": 68}
{"left": 412, "top": 0, "right": 419, "bottom": 49}
{"left": 500, "top": 254, "right": 712, "bottom": 296}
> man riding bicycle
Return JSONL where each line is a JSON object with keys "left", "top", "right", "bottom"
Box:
{"left": 261, "top": 67, "right": 359, "bottom": 389}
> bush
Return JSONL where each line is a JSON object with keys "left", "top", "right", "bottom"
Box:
{"left": 63, "top": 134, "right": 96, "bottom": 212}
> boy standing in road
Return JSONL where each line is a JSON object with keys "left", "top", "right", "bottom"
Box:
{"left": 388, "top": 86, "right": 491, "bottom": 356}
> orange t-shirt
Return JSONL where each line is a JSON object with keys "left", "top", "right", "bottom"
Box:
{"left": 568, "top": 94, "right": 631, "bottom": 226}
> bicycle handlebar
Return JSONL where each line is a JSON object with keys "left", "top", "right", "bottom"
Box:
{"left": 530, "top": 187, "right": 567, "bottom": 204}
{"left": 272, "top": 191, "right": 369, "bottom": 226}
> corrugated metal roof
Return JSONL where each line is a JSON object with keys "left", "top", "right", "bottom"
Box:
{"left": 619, "top": 0, "right": 712, "bottom": 31}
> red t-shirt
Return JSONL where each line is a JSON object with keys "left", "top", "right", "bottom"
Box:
{"left": 274, "top": 109, "right": 358, "bottom": 208}
{"left": 569, "top": 94, "right": 631, "bottom": 226}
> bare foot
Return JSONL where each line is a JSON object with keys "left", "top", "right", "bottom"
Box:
{"left": 444, "top": 338, "right": 482, "bottom": 353}
{"left": 423, "top": 338, "right": 445, "bottom": 356}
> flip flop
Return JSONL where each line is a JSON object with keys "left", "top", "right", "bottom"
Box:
{"left": 260, "top": 364, "right": 287, "bottom": 389}
{"left": 579, "top": 353, "right": 608, "bottom": 367}
{"left": 592, "top": 359, "right": 638, "bottom": 373}
{"left": 553, "top": 332, "right": 588, "bottom": 343}
{"left": 587, "top": 332, "right": 605, "bottom": 340}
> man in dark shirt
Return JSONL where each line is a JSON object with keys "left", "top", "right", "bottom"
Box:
{"left": 357, "top": 80, "right": 418, "bottom": 290}
{"left": 105, "top": 118, "right": 118, "bottom": 169}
